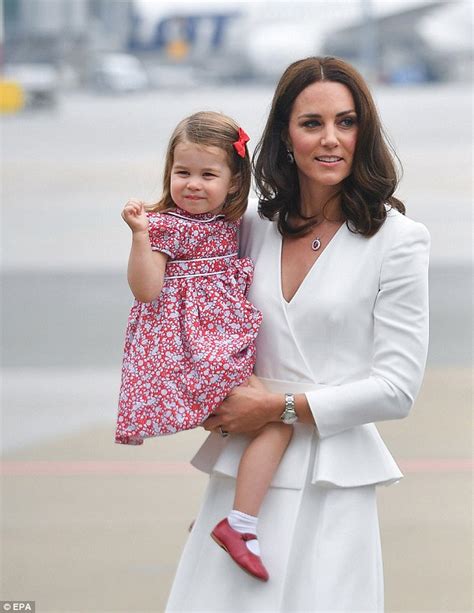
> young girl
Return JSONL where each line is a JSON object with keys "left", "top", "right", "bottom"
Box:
{"left": 115, "top": 111, "right": 292, "bottom": 581}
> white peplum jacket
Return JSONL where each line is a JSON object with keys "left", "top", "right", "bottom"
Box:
{"left": 191, "top": 200, "right": 430, "bottom": 490}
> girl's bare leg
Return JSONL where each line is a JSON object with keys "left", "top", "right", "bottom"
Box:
{"left": 211, "top": 425, "right": 288, "bottom": 580}
{"left": 233, "top": 422, "right": 293, "bottom": 516}
{"left": 210, "top": 377, "right": 293, "bottom": 578}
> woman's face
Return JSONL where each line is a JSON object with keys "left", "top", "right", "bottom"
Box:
{"left": 286, "top": 81, "right": 358, "bottom": 193}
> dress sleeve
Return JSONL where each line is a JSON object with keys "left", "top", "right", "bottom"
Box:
{"left": 147, "top": 212, "right": 180, "bottom": 259}
{"left": 306, "top": 220, "right": 431, "bottom": 439}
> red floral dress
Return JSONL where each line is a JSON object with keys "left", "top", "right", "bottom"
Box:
{"left": 115, "top": 208, "right": 262, "bottom": 445}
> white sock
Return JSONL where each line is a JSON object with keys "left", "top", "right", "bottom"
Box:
{"left": 228, "top": 509, "right": 261, "bottom": 555}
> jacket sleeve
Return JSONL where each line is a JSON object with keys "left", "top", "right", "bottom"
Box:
{"left": 306, "top": 219, "right": 430, "bottom": 438}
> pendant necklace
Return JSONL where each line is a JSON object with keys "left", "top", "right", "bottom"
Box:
{"left": 307, "top": 209, "right": 343, "bottom": 251}
{"left": 308, "top": 215, "right": 323, "bottom": 251}
{"left": 311, "top": 222, "right": 323, "bottom": 251}
{"left": 311, "top": 220, "right": 344, "bottom": 251}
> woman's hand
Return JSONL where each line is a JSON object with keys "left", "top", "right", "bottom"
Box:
{"left": 246, "top": 374, "right": 267, "bottom": 391}
{"left": 122, "top": 199, "right": 149, "bottom": 234}
{"left": 204, "top": 378, "right": 282, "bottom": 434}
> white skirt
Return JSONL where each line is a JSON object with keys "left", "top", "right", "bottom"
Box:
{"left": 165, "top": 472, "right": 384, "bottom": 612}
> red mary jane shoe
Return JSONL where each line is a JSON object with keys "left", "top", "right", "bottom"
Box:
{"left": 211, "top": 518, "right": 269, "bottom": 582}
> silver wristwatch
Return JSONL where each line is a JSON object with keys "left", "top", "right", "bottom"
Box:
{"left": 280, "top": 393, "right": 298, "bottom": 425}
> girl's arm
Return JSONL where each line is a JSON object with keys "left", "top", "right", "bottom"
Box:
{"left": 123, "top": 199, "right": 168, "bottom": 303}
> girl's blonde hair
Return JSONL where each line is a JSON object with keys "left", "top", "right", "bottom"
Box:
{"left": 148, "top": 111, "right": 251, "bottom": 222}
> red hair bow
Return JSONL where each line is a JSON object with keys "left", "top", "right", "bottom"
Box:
{"left": 233, "top": 127, "right": 250, "bottom": 158}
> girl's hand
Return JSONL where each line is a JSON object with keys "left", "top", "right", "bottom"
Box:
{"left": 122, "top": 199, "right": 149, "bottom": 234}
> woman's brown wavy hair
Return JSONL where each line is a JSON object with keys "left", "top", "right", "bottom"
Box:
{"left": 147, "top": 111, "right": 251, "bottom": 222}
{"left": 253, "top": 56, "right": 405, "bottom": 237}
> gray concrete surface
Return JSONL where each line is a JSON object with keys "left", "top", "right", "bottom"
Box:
{"left": 1, "top": 367, "right": 472, "bottom": 612}
{"left": 1, "top": 263, "right": 472, "bottom": 371}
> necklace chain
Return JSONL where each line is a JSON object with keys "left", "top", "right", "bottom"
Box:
{"left": 310, "top": 218, "right": 342, "bottom": 251}
{"left": 289, "top": 214, "right": 342, "bottom": 252}
{"left": 310, "top": 217, "right": 323, "bottom": 251}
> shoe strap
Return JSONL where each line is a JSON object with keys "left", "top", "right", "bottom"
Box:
{"left": 241, "top": 533, "right": 257, "bottom": 541}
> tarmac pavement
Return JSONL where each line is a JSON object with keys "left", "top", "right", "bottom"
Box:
{"left": 1, "top": 367, "right": 472, "bottom": 613}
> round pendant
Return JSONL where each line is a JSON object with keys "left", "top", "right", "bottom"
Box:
{"left": 311, "top": 237, "right": 321, "bottom": 251}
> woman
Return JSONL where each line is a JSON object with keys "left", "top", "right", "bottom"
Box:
{"left": 166, "top": 56, "right": 430, "bottom": 612}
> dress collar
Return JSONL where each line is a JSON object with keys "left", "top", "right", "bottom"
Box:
{"left": 169, "top": 206, "right": 225, "bottom": 222}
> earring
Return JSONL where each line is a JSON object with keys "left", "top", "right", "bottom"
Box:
{"left": 286, "top": 149, "right": 295, "bottom": 164}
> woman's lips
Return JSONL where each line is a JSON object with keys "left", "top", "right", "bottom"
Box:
{"left": 315, "top": 156, "right": 343, "bottom": 165}
{"left": 184, "top": 195, "right": 204, "bottom": 200}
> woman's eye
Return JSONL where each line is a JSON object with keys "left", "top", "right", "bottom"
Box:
{"left": 340, "top": 116, "right": 357, "bottom": 127}
{"left": 203, "top": 173, "right": 216, "bottom": 178}
{"left": 302, "top": 120, "right": 320, "bottom": 128}
{"left": 175, "top": 170, "right": 189, "bottom": 176}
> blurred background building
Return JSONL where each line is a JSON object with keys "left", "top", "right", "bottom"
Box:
{"left": 3, "top": 0, "right": 133, "bottom": 61}
{"left": 1, "top": 0, "right": 472, "bottom": 104}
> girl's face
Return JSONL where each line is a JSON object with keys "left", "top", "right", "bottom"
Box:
{"left": 170, "top": 142, "right": 234, "bottom": 215}
{"left": 286, "top": 81, "right": 358, "bottom": 195}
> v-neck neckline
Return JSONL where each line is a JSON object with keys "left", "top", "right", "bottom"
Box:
{"left": 278, "top": 221, "right": 346, "bottom": 306}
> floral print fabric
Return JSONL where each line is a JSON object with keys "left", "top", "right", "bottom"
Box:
{"left": 115, "top": 208, "right": 262, "bottom": 445}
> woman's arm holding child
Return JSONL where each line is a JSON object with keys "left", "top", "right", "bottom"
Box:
{"left": 122, "top": 199, "right": 168, "bottom": 303}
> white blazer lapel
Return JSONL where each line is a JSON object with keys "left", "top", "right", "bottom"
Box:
{"left": 276, "top": 223, "right": 348, "bottom": 383}
{"left": 247, "top": 222, "right": 315, "bottom": 383}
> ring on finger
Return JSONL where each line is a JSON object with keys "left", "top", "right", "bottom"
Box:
{"left": 219, "top": 426, "right": 229, "bottom": 438}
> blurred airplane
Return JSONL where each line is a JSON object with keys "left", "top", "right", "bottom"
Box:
{"left": 130, "top": 0, "right": 471, "bottom": 83}
{"left": 130, "top": 1, "right": 344, "bottom": 80}
{"left": 324, "top": 0, "right": 471, "bottom": 83}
